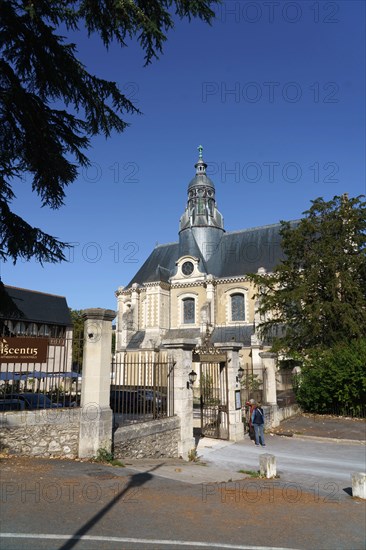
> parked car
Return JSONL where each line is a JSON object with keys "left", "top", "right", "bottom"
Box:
{"left": 13, "top": 393, "right": 63, "bottom": 410}
{"left": 110, "top": 389, "right": 167, "bottom": 415}
{"left": 57, "top": 396, "right": 81, "bottom": 408}
{"left": 136, "top": 390, "right": 167, "bottom": 413}
{"left": 0, "top": 399, "right": 26, "bottom": 412}
{"left": 110, "top": 390, "right": 137, "bottom": 414}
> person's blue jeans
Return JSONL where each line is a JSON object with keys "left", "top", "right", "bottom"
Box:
{"left": 253, "top": 423, "right": 265, "bottom": 445}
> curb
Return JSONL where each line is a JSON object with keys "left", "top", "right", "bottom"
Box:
{"left": 274, "top": 433, "right": 365, "bottom": 446}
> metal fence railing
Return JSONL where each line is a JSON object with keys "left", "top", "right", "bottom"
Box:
{"left": 111, "top": 351, "right": 174, "bottom": 426}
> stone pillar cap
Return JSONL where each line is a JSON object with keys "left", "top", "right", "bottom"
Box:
{"left": 82, "top": 308, "right": 116, "bottom": 321}
{"left": 162, "top": 339, "right": 198, "bottom": 350}
{"left": 215, "top": 342, "right": 243, "bottom": 351}
{"left": 259, "top": 351, "right": 277, "bottom": 359}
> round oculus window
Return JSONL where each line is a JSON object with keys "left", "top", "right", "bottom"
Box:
{"left": 182, "top": 261, "right": 194, "bottom": 276}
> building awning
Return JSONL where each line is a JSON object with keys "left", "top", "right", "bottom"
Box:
{"left": 0, "top": 371, "right": 80, "bottom": 380}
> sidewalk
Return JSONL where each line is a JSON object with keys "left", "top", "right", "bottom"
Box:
{"left": 121, "top": 414, "right": 365, "bottom": 486}
{"left": 270, "top": 412, "right": 366, "bottom": 442}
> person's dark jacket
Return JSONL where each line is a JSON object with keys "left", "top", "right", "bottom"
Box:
{"left": 251, "top": 407, "right": 264, "bottom": 425}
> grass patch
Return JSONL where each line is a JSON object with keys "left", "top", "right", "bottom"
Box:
{"left": 93, "top": 447, "right": 125, "bottom": 467}
{"left": 239, "top": 469, "right": 261, "bottom": 478}
{"left": 239, "top": 469, "right": 280, "bottom": 479}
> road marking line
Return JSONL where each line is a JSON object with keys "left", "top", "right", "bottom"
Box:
{"left": 0, "top": 533, "right": 300, "bottom": 550}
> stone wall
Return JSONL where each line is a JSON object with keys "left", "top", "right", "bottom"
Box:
{"left": 0, "top": 408, "right": 80, "bottom": 458}
{"left": 264, "top": 403, "right": 300, "bottom": 429}
{"left": 113, "top": 416, "right": 180, "bottom": 459}
{"left": 276, "top": 403, "right": 301, "bottom": 423}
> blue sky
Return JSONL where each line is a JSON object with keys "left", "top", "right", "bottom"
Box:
{"left": 2, "top": 0, "right": 365, "bottom": 312}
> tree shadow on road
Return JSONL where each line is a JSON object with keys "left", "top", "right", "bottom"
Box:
{"left": 59, "top": 463, "right": 163, "bottom": 550}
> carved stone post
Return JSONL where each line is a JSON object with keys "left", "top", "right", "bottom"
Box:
{"left": 259, "top": 351, "right": 279, "bottom": 428}
{"left": 162, "top": 339, "right": 196, "bottom": 460}
{"left": 259, "top": 351, "right": 277, "bottom": 405}
{"left": 218, "top": 343, "right": 244, "bottom": 442}
{"left": 78, "top": 308, "right": 116, "bottom": 458}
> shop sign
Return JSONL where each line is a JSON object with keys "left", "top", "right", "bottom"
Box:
{"left": 0, "top": 337, "right": 48, "bottom": 363}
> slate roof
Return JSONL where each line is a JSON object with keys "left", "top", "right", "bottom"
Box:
{"left": 188, "top": 172, "right": 215, "bottom": 189}
{"left": 125, "top": 222, "right": 293, "bottom": 289}
{"left": 1, "top": 285, "right": 72, "bottom": 325}
{"left": 126, "top": 243, "right": 179, "bottom": 288}
{"left": 211, "top": 325, "right": 254, "bottom": 346}
{"left": 127, "top": 326, "right": 254, "bottom": 348}
{"left": 162, "top": 328, "right": 201, "bottom": 341}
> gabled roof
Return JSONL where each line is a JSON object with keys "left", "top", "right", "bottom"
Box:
{"left": 125, "top": 222, "right": 291, "bottom": 289}
{"left": 126, "top": 242, "right": 180, "bottom": 288}
{"left": 1, "top": 285, "right": 72, "bottom": 325}
{"left": 208, "top": 223, "right": 287, "bottom": 277}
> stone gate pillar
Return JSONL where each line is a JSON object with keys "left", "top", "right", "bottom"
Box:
{"left": 259, "top": 351, "right": 279, "bottom": 428}
{"left": 259, "top": 351, "right": 277, "bottom": 405}
{"left": 162, "top": 339, "right": 196, "bottom": 460}
{"left": 78, "top": 308, "right": 116, "bottom": 458}
{"left": 219, "top": 343, "right": 244, "bottom": 442}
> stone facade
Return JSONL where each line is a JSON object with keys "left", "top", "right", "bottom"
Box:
{"left": 115, "top": 149, "right": 286, "bottom": 409}
{"left": 113, "top": 417, "right": 180, "bottom": 459}
{"left": 0, "top": 408, "right": 80, "bottom": 458}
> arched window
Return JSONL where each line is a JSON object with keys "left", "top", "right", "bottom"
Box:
{"left": 231, "top": 293, "right": 245, "bottom": 321}
{"left": 183, "top": 297, "right": 195, "bottom": 324}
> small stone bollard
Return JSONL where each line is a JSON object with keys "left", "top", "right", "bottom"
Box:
{"left": 351, "top": 472, "right": 366, "bottom": 499}
{"left": 260, "top": 453, "right": 276, "bottom": 479}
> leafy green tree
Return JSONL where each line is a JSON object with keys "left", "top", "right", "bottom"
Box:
{"left": 70, "top": 308, "right": 84, "bottom": 370}
{"left": 249, "top": 194, "right": 366, "bottom": 355}
{"left": 0, "top": 0, "right": 219, "bottom": 264}
{"left": 294, "top": 339, "right": 366, "bottom": 416}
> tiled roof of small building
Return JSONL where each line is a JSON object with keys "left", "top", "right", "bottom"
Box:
{"left": 1, "top": 285, "right": 72, "bottom": 325}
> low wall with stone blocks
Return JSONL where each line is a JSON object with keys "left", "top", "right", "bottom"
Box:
{"left": 113, "top": 416, "right": 181, "bottom": 459}
{"left": 0, "top": 408, "right": 80, "bottom": 459}
{"left": 264, "top": 403, "right": 300, "bottom": 429}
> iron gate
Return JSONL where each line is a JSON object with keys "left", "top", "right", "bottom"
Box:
{"left": 199, "top": 358, "right": 229, "bottom": 440}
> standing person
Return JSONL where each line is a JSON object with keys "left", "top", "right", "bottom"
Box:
{"left": 245, "top": 399, "right": 256, "bottom": 440}
{"left": 251, "top": 402, "right": 265, "bottom": 446}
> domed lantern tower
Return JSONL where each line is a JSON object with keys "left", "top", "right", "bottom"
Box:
{"left": 179, "top": 146, "right": 225, "bottom": 262}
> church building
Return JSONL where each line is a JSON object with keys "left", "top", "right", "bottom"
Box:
{"left": 115, "top": 147, "right": 285, "bottom": 374}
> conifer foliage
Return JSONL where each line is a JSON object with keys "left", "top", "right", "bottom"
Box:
{"left": 0, "top": 0, "right": 219, "bottom": 264}
{"left": 249, "top": 194, "right": 366, "bottom": 355}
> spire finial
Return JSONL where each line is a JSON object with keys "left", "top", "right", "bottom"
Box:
{"left": 198, "top": 144, "right": 203, "bottom": 160}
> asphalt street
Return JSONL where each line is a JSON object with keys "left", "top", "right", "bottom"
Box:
{"left": 1, "top": 434, "right": 365, "bottom": 550}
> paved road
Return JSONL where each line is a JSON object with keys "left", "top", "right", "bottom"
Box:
{"left": 1, "top": 435, "right": 365, "bottom": 550}
{"left": 197, "top": 434, "right": 366, "bottom": 487}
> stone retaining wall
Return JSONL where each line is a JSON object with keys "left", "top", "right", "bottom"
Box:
{"left": 264, "top": 403, "right": 300, "bottom": 429}
{"left": 113, "top": 416, "right": 180, "bottom": 459}
{"left": 0, "top": 408, "right": 80, "bottom": 458}
{"left": 276, "top": 403, "right": 301, "bottom": 423}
